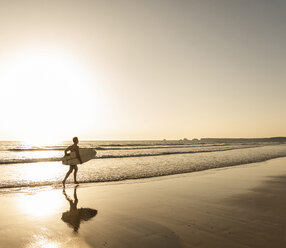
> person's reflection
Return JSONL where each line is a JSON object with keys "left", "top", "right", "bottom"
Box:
{"left": 61, "top": 185, "right": 98, "bottom": 232}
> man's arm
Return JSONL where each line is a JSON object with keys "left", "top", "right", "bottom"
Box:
{"left": 64, "top": 145, "right": 72, "bottom": 156}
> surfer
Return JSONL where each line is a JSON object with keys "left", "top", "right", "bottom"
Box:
{"left": 62, "top": 137, "right": 83, "bottom": 186}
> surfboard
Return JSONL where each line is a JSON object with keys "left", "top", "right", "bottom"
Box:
{"left": 62, "top": 148, "right": 96, "bottom": 165}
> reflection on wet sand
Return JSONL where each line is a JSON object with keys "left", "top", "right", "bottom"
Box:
{"left": 62, "top": 185, "right": 98, "bottom": 232}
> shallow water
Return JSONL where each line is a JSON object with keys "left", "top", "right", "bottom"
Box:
{"left": 0, "top": 141, "right": 286, "bottom": 191}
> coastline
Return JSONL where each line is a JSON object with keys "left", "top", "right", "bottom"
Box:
{"left": 1, "top": 157, "right": 286, "bottom": 247}
{"left": 1, "top": 144, "right": 286, "bottom": 190}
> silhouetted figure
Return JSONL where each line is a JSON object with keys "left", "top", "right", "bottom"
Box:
{"left": 62, "top": 137, "right": 82, "bottom": 186}
{"left": 61, "top": 185, "right": 98, "bottom": 232}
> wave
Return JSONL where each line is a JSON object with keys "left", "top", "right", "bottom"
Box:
{"left": 0, "top": 158, "right": 61, "bottom": 165}
{"left": 8, "top": 148, "right": 65, "bottom": 152}
{"left": 95, "top": 144, "right": 233, "bottom": 150}
{"left": 1, "top": 145, "right": 286, "bottom": 191}
{"left": 2, "top": 142, "right": 270, "bottom": 152}
{"left": 6, "top": 145, "right": 198, "bottom": 152}
{"left": 98, "top": 146, "right": 258, "bottom": 158}
{"left": 0, "top": 145, "right": 260, "bottom": 165}
{"left": 6, "top": 144, "right": 224, "bottom": 152}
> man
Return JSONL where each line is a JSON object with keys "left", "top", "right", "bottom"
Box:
{"left": 62, "top": 137, "right": 83, "bottom": 186}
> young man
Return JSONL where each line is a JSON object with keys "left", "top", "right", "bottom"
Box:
{"left": 62, "top": 137, "right": 83, "bottom": 186}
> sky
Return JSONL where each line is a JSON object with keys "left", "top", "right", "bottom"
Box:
{"left": 0, "top": 0, "right": 285, "bottom": 141}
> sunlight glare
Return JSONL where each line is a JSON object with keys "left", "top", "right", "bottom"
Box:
{"left": 0, "top": 48, "right": 100, "bottom": 141}
{"left": 27, "top": 234, "right": 60, "bottom": 248}
{"left": 23, "top": 137, "right": 62, "bottom": 148}
{"left": 18, "top": 190, "right": 63, "bottom": 218}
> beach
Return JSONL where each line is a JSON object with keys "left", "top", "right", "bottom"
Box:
{"left": 1, "top": 0, "right": 285, "bottom": 247}
{"left": 0, "top": 157, "right": 286, "bottom": 247}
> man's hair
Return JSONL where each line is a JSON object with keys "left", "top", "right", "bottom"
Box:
{"left": 73, "top": 137, "right": 78, "bottom": 143}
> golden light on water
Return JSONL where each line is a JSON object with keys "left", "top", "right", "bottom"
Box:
{"left": 22, "top": 139, "right": 63, "bottom": 149}
{"left": 18, "top": 190, "right": 63, "bottom": 218}
{"left": 20, "top": 162, "right": 63, "bottom": 183}
{"left": 27, "top": 235, "right": 60, "bottom": 248}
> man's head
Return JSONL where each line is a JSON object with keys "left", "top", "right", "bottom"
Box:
{"left": 73, "top": 137, "right": 79, "bottom": 144}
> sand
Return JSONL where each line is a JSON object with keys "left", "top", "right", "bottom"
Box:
{"left": 0, "top": 157, "right": 286, "bottom": 247}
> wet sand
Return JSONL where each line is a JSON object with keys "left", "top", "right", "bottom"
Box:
{"left": 0, "top": 157, "right": 286, "bottom": 247}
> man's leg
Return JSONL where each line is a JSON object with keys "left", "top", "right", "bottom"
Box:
{"left": 63, "top": 167, "right": 73, "bottom": 186}
{"left": 74, "top": 165, "right": 79, "bottom": 184}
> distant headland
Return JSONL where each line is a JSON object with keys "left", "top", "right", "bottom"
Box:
{"left": 163, "top": 137, "right": 286, "bottom": 144}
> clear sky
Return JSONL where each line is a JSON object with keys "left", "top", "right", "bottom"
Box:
{"left": 0, "top": 0, "right": 285, "bottom": 142}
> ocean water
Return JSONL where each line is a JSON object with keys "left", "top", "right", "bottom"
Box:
{"left": 0, "top": 140, "right": 286, "bottom": 191}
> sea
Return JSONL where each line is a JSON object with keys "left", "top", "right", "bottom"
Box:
{"left": 0, "top": 140, "right": 286, "bottom": 192}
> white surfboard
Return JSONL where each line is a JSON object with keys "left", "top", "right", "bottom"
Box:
{"left": 62, "top": 148, "right": 96, "bottom": 165}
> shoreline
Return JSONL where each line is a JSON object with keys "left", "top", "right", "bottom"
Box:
{"left": 0, "top": 155, "right": 285, "bottom": 193}
{"left": 1, "top": 144, "right": 286, "bottom": 192}
{"left": 0, "top": 157, "right": 280, "bottom": 194}
{"left": 1, "top": 157, "right": 286, "bottom": 247}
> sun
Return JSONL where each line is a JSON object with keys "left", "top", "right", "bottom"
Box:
{"left": 0, "top": 48, "right": 99, "bottom": 143}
